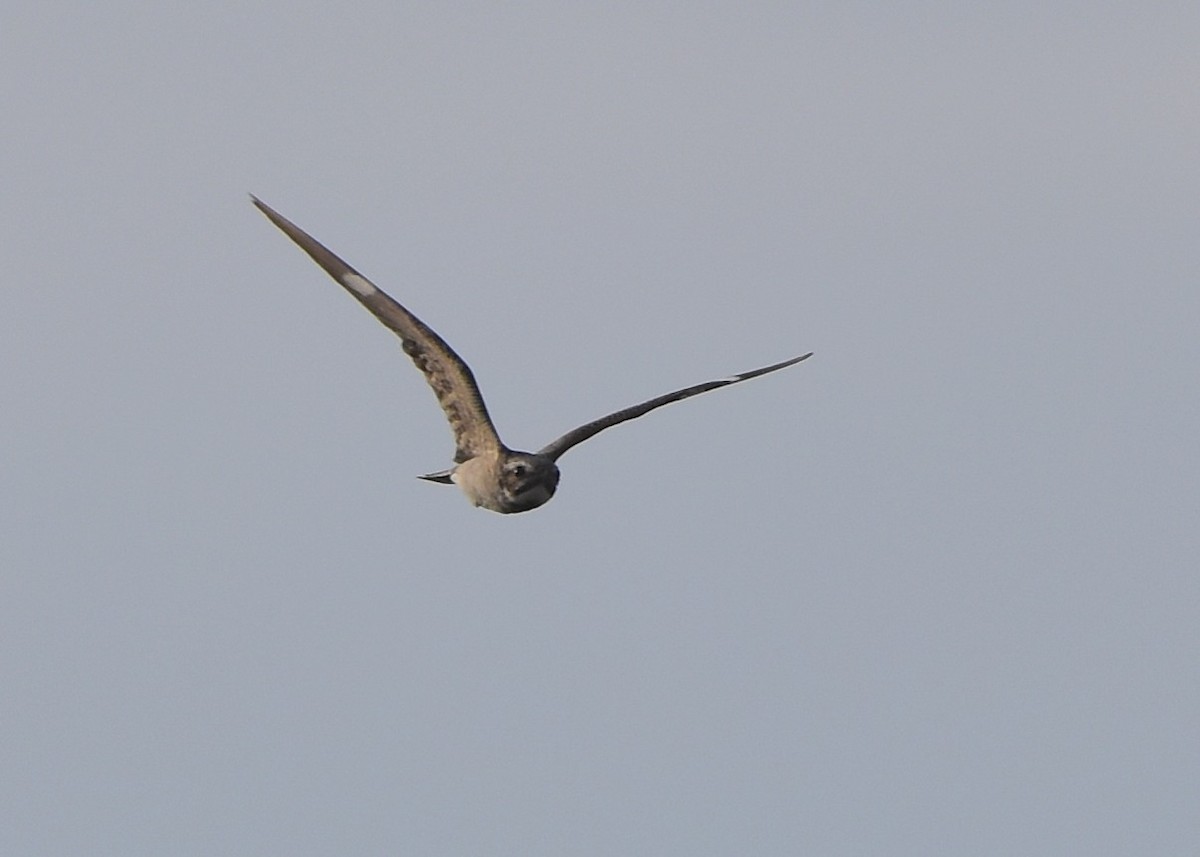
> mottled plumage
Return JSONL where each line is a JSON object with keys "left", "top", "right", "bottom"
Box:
{"left": 252, "top": 196, "right": 811, "bottom": 513}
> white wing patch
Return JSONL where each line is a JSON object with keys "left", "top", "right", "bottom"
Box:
{"left": 342, "top": 273, "right": 377, "bottom": 296}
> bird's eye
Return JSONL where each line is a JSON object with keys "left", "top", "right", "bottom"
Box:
{"left": 512, "top": 464, "right": 527, "bottom": 476}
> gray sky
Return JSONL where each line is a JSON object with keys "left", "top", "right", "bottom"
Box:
{"left": 3, "top": 2, "right": 1197, "bottom": 854}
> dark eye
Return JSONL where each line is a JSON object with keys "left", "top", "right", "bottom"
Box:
{"left": 512, "top": 464, "right": 527, "bottom": 477}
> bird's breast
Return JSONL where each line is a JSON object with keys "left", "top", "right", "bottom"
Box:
{"left": 449, "top": 457, "right": 504, "bottom": 510}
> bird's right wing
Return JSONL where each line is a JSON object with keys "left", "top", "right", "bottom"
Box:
{"left": 252, "top": 196, "right": 503, "bottom": 463}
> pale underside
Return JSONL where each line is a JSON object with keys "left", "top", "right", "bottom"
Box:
{"left": 252, "top": 196, "right": 811, "bottom": 513}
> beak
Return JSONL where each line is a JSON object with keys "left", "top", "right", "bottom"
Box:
{"left": 417, "top": 469, "right": 455, "bottom": 484}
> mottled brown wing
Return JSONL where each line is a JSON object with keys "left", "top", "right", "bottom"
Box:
{"left": 252, "top": 196, "right": 503, "bottom": 463}
{"left": 537, "top": 353, "right": 812, "bottom": 461}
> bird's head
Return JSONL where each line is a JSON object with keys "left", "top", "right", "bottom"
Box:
{"left": 497, "top": 452, "right": 560, "bottom": 513}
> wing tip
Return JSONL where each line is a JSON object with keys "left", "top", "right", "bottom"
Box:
{"left": 728, "top": 351, "right": 812, "bottom": 382}
{"left": 249, "top": 193, "right": 280, "bottom": 222}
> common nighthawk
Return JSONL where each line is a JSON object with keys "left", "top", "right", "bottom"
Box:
{"left": 252, "top": 197, "right": 811, "bottom": 514}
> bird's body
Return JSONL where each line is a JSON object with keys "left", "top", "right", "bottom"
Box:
{"left": 442, "top": 451, "right": 559, "bottom": 514}
{"left": 252, "top": 196, "right": 810, "bottom": 513}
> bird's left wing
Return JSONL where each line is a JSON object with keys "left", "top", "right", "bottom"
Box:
{"left": 537, "top": 352, "right": 812, "bottom": 461}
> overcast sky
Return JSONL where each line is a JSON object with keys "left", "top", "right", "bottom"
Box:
{"left": 2, "top": 2, "right": 1197, "bottom": 854}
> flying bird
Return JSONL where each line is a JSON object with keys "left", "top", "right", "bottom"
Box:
{"left": 252, "top": 196, "right": 811, "bottom": 514}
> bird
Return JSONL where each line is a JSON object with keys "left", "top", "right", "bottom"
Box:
{"left": 251, "top": 196, "right": 812, "bottom": 514}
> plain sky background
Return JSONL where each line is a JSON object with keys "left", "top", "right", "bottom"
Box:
{"left": 2, "top": 2, "right": 1197, "bottom": 854}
